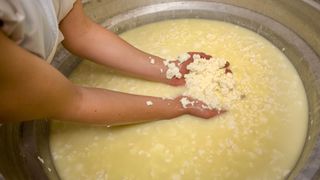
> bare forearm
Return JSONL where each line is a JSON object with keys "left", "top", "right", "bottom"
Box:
{"left": 67, "top": 25, "right": 167, "bottom": 81}
{"left": 60, "top": 1, "right": 170, "bottom": 84}
{"left": 58, "top": 87, "right": 185, "bottom": 125}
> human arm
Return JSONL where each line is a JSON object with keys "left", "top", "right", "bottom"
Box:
{"left": 63, "top": 89, "right": 219, "bottom": 125}
{"left": 0, "top": 31, "right": 220, "bottom": 124}
{"left": 60, "top": 1, "right": 218, "bottom": 86}
{"left": 59, "top": 0, "right": 183, "bottom": 86}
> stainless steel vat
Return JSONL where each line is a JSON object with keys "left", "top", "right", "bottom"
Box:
{"left": 0, "top": 1, "right": 319, "bottom": 179}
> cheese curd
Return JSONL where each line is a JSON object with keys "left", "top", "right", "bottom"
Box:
{"left": 183, "top": 55, "right": 242, "bottom": 110}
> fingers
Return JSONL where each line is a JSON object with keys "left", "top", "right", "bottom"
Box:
{"left": 187, "top": 52, "right": 212, "bottom": 60}
{"left": 168, "top": 59, "right": 192, "bottom": 86}
{"left": 189, "top": 107, "right": 224, "bottom": 119}
{"left": 188, "top": 100, "right": 224, "bottom": 119}
{"left": 188, "top": 52, "right": 232, "bottom": 74}
{"left": 177, "top": 96, "right": 225, "bottom": 119}
{"left": 225, "top": 68, "right": 232, "bottom": 74}
{"left": 224, "top": 61, "right": 230, "bottom": 68}
{"left": 172, "top": 52, "right": 211, "bottom": 85}
{"left": 187, "top": 52, "right": 231, "bottom": 74}
{"left": 169, "top": 78, "right": 186, "bottom": 86}
{"left": 223, "top": 61, "right": 232, "bottom": 74}
{"left": 169, "top": 52, "right": 232, "bottom": 86}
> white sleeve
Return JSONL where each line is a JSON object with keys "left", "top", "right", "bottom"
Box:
{"left": 52, "top": 0, "right": 77, "bottom": 22}
{"left": 52, "top": 0, "right": 77, "bottom": 44}
{"left": 0, "top": 0, "right": 60, "bottom": 62}
{"left": 0, "top": 0, "right": 25, "bottom": 43}
{"left": 0, "top": 0, "right": 77, "bottom": 62}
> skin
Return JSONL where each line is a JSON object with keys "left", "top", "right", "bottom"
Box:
{"left": 0, "top": 0, "right": 222, "bottom": 125}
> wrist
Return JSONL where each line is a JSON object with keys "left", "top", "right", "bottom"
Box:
{"left": 173, "top": 96, "right": 188, "bottom": 115}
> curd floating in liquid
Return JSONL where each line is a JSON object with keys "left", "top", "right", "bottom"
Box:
{"left": 50, "top": 19, "right": 308, "bottom": 180}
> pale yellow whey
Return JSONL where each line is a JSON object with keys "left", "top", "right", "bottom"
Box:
{"left": 50, "top": 19, "right": 308, "bottom": 180}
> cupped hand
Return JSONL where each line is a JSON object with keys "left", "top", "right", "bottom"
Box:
{"left": 169, "top": 52, "right": 232, "bottom": 86}
{"left": 175, "top": 96, "right": 225, "bottom": 119}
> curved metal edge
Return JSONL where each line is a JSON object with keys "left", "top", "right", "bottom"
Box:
{"left": 302, "top": 0, "right": 320, "bottom": 11}
{"left": 0, "top": 123, "right": 35, "bottom": 180}
{"left": 17, "top": 1, "right": 318, "bottom": 180}
{"left": 51, "top": 45, "right": 82, "bottom": 76}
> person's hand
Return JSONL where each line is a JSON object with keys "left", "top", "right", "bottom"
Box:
{"left": 175, "top": 96, "right": 224, "bottom": 119}
{"left": 168, "top": 52, "right": 211, "bottom": 86}
{"left": 168, "top": 52, "right": 231, "bottom": 86}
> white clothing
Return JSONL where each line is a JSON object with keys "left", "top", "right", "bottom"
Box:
{"left": 0, "top": 0, "right": 76, "bottom": 63}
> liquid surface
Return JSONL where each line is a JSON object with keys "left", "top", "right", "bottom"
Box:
{"left": 50, "top": 19, "right": 308, "bottom": 180}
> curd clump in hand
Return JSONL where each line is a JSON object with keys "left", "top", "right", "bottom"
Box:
{"left": 163, "top": 52, "right": 243, "bottom": 110}
{"left": 183, "top": 53, "right": 243, "bottom": 110}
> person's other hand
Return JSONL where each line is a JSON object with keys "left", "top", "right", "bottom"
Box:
{"left": 169, "top": 52, "right": 231, "bottom": 86}
{"left": 175, "top": 96, "right": 225, "bottom": 119}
